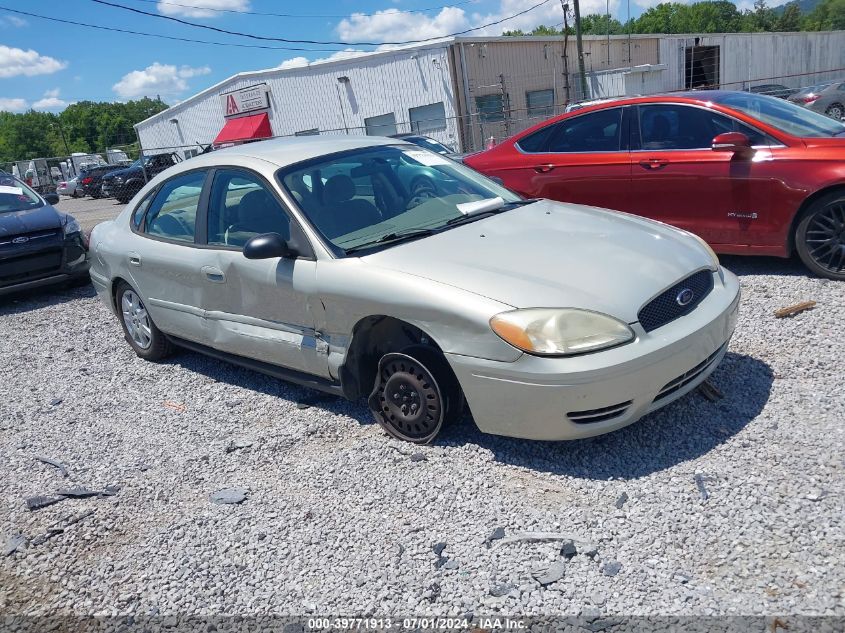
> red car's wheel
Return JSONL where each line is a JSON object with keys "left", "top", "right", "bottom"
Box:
{"left": 795, "top": 191, "right": 845, "bottom": 281}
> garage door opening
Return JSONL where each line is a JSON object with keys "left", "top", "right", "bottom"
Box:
{"left": 685, "top": 45, "right": 720, "bottom": 89}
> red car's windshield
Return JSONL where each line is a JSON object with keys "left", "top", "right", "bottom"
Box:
{"left": 713, "top": 92, "right": 845, "bottom": 138}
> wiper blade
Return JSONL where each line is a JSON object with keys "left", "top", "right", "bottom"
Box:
{"left": 445, "top": 198, "right": 539, "bottom": 226}
{"left": 345, "top": 228, "right": 436, "bottom": 253}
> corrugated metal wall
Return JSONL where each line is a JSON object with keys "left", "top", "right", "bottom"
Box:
{"left": 136, "top": 43, "right": 460, "bottom": 156}
{"left": 450, "top": 35, "right": 660, "bottom": 150}
{"left": 660, "top": 31, "right": 845, "bottom": 93}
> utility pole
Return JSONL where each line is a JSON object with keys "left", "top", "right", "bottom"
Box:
{"left": 560, "top": 1, "right": 571, "bottom": 105}
{"left": 51, "top": 121, "right": 70, "bottom": 155}
{"left": 572, "top": 0, "right": 589, "bottom": 100}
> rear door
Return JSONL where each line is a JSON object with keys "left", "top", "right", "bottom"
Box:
{"left": 627, "top": 103, "right": 775, "bottom": 246}
{"left": 502, "top": 107, "right": 631, "bottom": 210}
{"left": 127, "top": 168, "right": 211, "bottom": 343}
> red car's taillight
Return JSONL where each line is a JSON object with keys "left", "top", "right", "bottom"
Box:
{"left": 81, "top": 177, "right": 93, "bottom": 184}
{"left": 799, "top": 95, "right": 819, "bottom": 104}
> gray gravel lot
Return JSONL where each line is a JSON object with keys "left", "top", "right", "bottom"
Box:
{"left": 56, "top": 195, "right": 125, "bottom": 233}
{"left": 0, "top": 255, "right": 843, "bottom": 620}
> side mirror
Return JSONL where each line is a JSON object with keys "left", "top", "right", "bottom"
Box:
{"left": 43, "top": 193, "right": 60, "bottom": 205}
{"left": 243, "top": 232, "right": 296, "bottom": 260}
{"left": 712, "top": 132, "right": 752, "bottom": 154}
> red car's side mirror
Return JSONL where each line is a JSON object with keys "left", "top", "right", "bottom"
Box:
{"left": 712, "top": 132, "right": 752, "bottom": 153}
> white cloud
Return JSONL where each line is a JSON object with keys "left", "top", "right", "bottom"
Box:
{"left": 337, "top": 7, "right": 468, "bottom": 42}
{"left": 334, "top": 1, "right": 619, "bottom": 43}
{"left": 1, "top": 16, "right": 28, "bottom": 27}
{"left": 112, "top": 63, "right": 211, "bottom": 99}
{"left": 32, "top": 88, "right": 70, "bottom": 111}
{"left": 0, "top": 45, "right": 67, "bottom": 78}
{"left": 157, "top": 0, "right": 250, "bottom": 18}
{"left": 0, "top": 97, "right": 27, "bottom": 112}
{"left": 278, "top": 49, "right": 373, "bottom": 70}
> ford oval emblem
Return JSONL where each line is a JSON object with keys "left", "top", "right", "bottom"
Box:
{"left": 12, "top": 236, "right": 29, "bottom": 244}
{"left": 676, "top": 288, "right": 695, "bottom": 306}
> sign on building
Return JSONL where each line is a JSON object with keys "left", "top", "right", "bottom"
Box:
{"left": 221, "top": 84, "right": 270, "bottom": 117}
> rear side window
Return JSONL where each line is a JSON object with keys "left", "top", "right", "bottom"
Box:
{"left": 132, "top": 191, "right": 155, "bottom": 229}
{"left": 517, "top": 108, "right": 622, "bottom": 153}
{"left": 143, "top": 170, "right": 206, "bottom": 243}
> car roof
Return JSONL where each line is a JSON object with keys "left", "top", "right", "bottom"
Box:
{"left": 185, "top": 136, "right": 410, "bottom": 169}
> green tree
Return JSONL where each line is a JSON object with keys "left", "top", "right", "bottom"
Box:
{"left": 803, "top": 0, "right": 845, "bottom": 30}
{"left": 580, "top": 14, "right": 625, "bottom": 35}
{"left": 776, "top": 1, "right": 803, "bottom": 30}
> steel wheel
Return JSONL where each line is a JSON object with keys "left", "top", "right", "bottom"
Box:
{"left": 825, "top": 103, "right": 844, "bottom": 120}
{"left": 121, "top": 290, "right": 152, "bottom": 350}
{"left": 803, "top": 201, "right": 845, "bottom": 276}
{"left": 369, "top": 352, "right": 445, "bottom": 444}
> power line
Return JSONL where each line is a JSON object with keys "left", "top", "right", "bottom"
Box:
{"left": 0, "top": 6, "right": 348, "bottom": 51}
{"left": 125, "top": 0, "right": 480, "bottom": 18}
{"left": 89, "top": 0, "right": 556, "bottom": 46}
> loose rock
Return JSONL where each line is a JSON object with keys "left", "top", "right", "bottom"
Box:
{"left": 209, "top": 488, "right": 248, "bottom": 505}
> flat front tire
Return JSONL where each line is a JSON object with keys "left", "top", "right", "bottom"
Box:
{"left": 795, "top": 191, "right": 845, "bottom": 281}
{"left": 115, "top": 281, "right": 173, "bottom": 361}
{"left": 368, "top": 347, "right": 462, "bottom": 444}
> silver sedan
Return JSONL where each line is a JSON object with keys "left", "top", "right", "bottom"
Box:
{"left": 89, "top": 137, "right": 740, "bottom": 444}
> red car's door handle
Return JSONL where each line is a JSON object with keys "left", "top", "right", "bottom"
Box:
{"left": 534, "top": 164, "right": 555, "bottom": 173}
{"left": 638, "top": 158, "right": 669, "bottom": 170}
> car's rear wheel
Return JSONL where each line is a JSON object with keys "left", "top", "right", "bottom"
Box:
{"left": 824, "top": 103, "right": 844, "bottom": 120}
{"left": 116, "top": 281, "right": 173, "bottom": 361}
{"left": 368, "top": 346, "right": 462, "bottom": 444}
{"left": 795, "top": 191, "right": 845, "bottom": 280}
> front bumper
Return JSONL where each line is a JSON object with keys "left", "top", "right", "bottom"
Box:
{"left": 445, "top": 268, "right": 741, "bottom": 441}
{"left": 0, "top": 232, "right": 90, "bottom": 297}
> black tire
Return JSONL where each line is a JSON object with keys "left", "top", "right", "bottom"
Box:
{"left": 368, "top": 346, "right": 462, "bottom": 444}
{"left": 795, "top": 191, "right": 845, "bottom": 280}
{"left": 115, "top": 281, "right": 173, "bottom": 361}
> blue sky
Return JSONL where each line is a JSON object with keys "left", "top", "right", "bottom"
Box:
{"left": 0, "top": 0, "right": 765, "bottom": 112}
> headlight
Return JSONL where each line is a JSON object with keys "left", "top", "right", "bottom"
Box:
{"left": 685, "top": 231, "right": 719, "bottom": 269}
{"left": 63, "top": 217, "right": 82, "bottom": 236}
{"left": 490, "top": 308, "right": 634, "bottom": 356}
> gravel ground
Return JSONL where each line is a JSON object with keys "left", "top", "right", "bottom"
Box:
{"left": 0, "top": 255, "right": 843, "bottom": 622}
{"left": 56, "top": 195, "right": 125, "bottom": 232}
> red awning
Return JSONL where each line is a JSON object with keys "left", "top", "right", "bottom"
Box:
{"left": 213, "top": 113, "right": 272, "bottom": 145}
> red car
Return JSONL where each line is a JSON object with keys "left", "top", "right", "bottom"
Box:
{"left": 464, "top": 91, "right": 845, "bottom": 280}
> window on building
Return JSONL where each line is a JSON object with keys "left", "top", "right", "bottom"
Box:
{"left": 143, "top": 170, "right": 207, "bottom": 243}
{"left": 409, "top": 102, "right": 447, "bottom": 133}
{"left": 364, "top": 113, "right": 398, "bottom": 136}
{"left": 475, "top": 94, "right": 506, "bottom": 122}
{"left": 183, "top": 149, "right": 198, "bottom": 159}
{"left": 295, "top": 128, "right": 320, "bottom": 136}
{"left": 526, "top": 89, "right": 555, "bottom": 118}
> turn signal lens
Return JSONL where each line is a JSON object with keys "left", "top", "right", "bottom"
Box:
{"left": 490, "top": 308, "right": 634, "bottom": 356}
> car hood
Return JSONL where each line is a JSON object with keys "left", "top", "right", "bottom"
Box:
{"left": 0, "top": 204, "right": 61, "bottom": 237}
{"left": 363, "top": 200, "right": 715, "bottom": 323}
{"left": 103, "top": 166, "right": 138, "bottom": 180}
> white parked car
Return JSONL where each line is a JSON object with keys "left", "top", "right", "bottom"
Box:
{"left": 56, "top": 177, "right": 80, "bottom": 198}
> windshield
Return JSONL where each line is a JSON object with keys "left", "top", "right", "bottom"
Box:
{"left": 712, "top": 92, "right": 845, "bottom": 138}
{"left": 0, "top": 175, "right": 44, "bottom": 213}
{"left": 279, "top": 145, "right": 521, "bottom": 254}
{"left": 404, "top": 136, "right": 453, "bottom": 154}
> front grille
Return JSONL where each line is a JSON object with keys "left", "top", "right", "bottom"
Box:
{"left": 569, "top": 400, "right": 633, "bottom": 424}
{"left": 638, "top": 270, "right": 714, "bottom": 332}
{"left": 0, "top": 229, "right": 61, "bottom": 247}
{"left": 653, "top": 342, "right": 727, "bottom": 404}
{"left": 0, "top": 251, "right": 63, "bottom": 284}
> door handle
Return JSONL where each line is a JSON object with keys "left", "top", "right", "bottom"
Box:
{"left": 128, "top": 253, "right": 141, "bottom": 267}
{"left": 201, "top": 265, "right": 226, "bottom": 283}
{"left": 534, "top": 164, "right": 555, "bottom": 173}
{"left": 638, "top": 158, "right": 669, "bottom": 170}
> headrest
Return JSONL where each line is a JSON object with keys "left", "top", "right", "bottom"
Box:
{"left": 324, "top": 174, "right": 356, "bottom": 204}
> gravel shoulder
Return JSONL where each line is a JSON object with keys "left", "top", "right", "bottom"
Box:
{"left": 56, "top": 195, "right": 125, "bottom": 232}
{"left": 0, "top": 255, "right": 843, "bottom": 617}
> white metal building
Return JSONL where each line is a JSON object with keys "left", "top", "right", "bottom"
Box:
{"left": 135, "top": 41, "right": 460, "bottom": 158}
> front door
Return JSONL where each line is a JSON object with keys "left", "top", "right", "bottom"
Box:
{"left": 197, "top": 167, "right": 326, "bottom": 377}
{"left": 502, "top": 106, "right": 630, "bottom": 211}
{"left": 627, "top": 103, "right": 776, "bottom": 247}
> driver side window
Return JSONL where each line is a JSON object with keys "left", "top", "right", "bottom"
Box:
{"left": 144, "top": 170, "right": 206, "bottom": 243}
{"left": 207, "top": 169, "right": 291, "bottom": 248}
